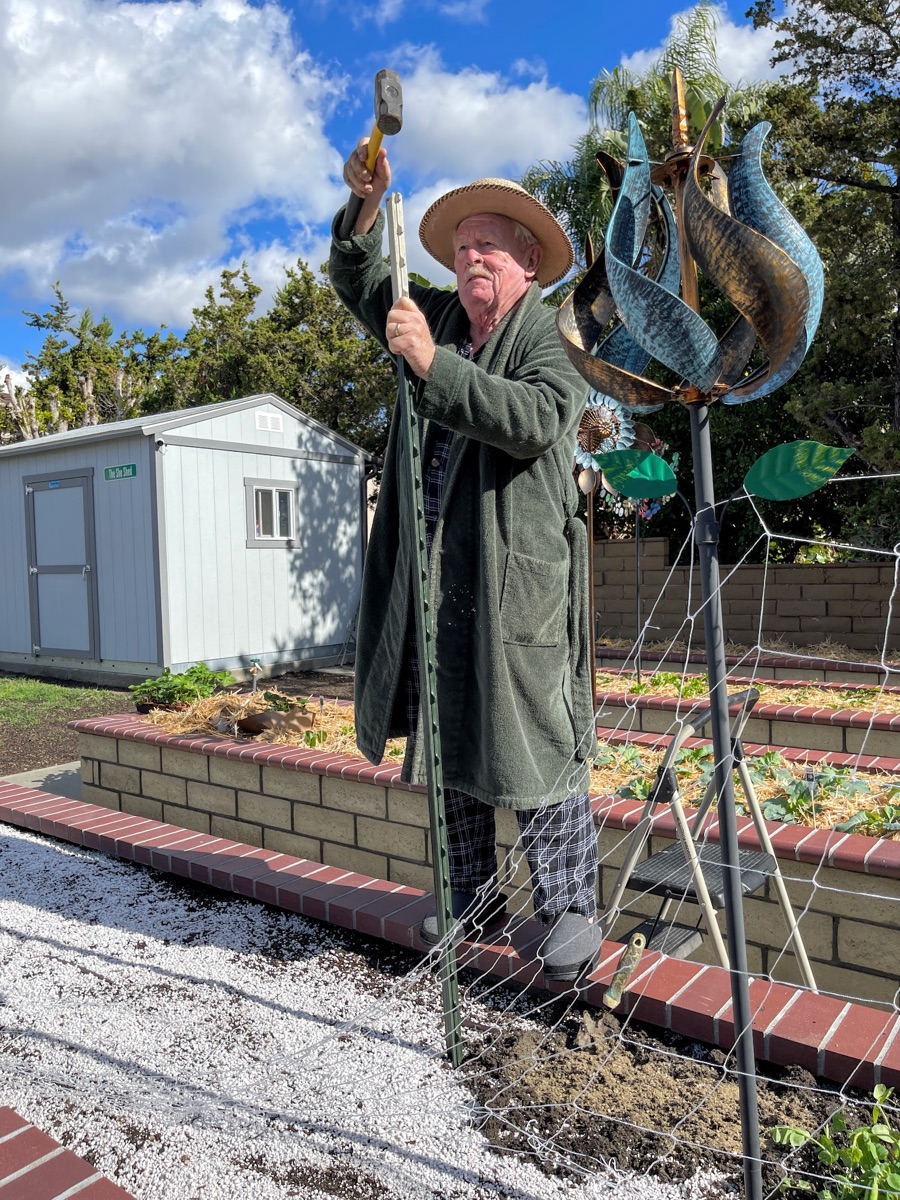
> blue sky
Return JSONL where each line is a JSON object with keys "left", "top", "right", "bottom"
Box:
{"left": 0, "top": 0, "right": 783, "bottom": 385}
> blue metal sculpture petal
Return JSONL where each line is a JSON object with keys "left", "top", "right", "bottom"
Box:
{"left": 723, "top": 122, "right": 824, "bottom": 404}
{"left": 605, "top": 115, "right": 723, "bottom": 392}
{"left": 592, "top": 185, "right": 682, "bottom": 413}
{"left": 684, "top": 108, "right": 811, "bottom": 404}
{"left": 556, "top": 246, "right": 677, "bottom": 409}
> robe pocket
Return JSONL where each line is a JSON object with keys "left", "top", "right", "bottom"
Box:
{"left": 500, "top": 550, "right": 568, "bottom": 647}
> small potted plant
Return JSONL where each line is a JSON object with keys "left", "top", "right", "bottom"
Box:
{"left": 129, "top": 663, "right": 235, "bottom": 713}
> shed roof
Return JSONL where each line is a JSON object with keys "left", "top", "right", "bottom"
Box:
{"left": 0, "top": 393, "right": 371, "bottom": 461}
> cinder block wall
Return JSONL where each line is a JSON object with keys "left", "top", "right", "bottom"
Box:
{"left": 595, "top": 538, "right": 900, "bottom": 652}
{"left": 79, "top": 729, "right": 900, "bottom": 1010}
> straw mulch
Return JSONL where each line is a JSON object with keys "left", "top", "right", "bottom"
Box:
{"left": 595, "top": 670, "right": 900, "bottom": 714}
{"left": 144, "top": 690, "right": 406, "bottom": 761}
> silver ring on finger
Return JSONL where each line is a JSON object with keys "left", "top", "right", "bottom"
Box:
{"left": 393, "top": 322, "right": 401, "bottom": 336}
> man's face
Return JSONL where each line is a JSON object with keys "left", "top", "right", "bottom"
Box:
{"left": 452, "top": 214, "right": 541, "bottom": 321}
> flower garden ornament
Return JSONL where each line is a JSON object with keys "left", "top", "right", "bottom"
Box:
{"left": 555, "top": 69, "right": 836, "bottom": 1200}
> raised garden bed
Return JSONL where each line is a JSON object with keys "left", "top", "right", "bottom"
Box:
{"left": 72, "top": 709, "right": 900, "bottom": 1010}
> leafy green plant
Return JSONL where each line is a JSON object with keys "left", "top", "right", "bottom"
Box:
{"left": 836, "top": 804, "right": 900, "bottom": 838}
{"left": 628, "top": 670, "right": 707, "bottom": 698}
{"left": 617, "top": 775, "right": 654, "bottom": 802}
{"left": 772, "top": 1085, "right": 900, "bottom": 1198}
{"left": 739, "top": 753, "right": 879, "bottom": 827}
{"left": 304, "top": 729, "right": 328, "bottom": 748}
{"left": 262, "top": 691, "right": 308, "bottom": 714}
{"left": 675, "top": 745, "right": 716, "bottom": 792}
{"left": 129, "top": 663, "right": 234, "bottom": 707}
{"left": 599, "top": 745, "right": 648, "bottom": 774}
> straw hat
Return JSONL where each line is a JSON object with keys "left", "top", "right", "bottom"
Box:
{"left": 418, "top": 179, "right": 574, "bottom": 287}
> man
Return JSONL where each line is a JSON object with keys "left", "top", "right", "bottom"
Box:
{"left": 329, "top": 140, "right": 600, "bottom": 981}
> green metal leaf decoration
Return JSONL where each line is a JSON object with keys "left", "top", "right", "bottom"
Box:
{"left": 592, "top": 449, "right": 678, "bottom": 499}
{"left": 744, "top": 441, "right": 854, "bottom": 501}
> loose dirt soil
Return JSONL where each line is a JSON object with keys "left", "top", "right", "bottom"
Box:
{"left": 466, "top": 1004, "right": 844, "bottom": 1193}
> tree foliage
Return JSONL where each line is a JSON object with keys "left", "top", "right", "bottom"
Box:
{"left": 745, "top": 0, "right": 899, "bottom": 543}
{"left": 1, "top": 263, "right": 396, "bottom": 460}
{"left": 590, "top": 2, "right": 769, "bottom": 159}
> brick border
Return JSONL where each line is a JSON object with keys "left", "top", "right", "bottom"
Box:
{"left": 2, "top": 778, "right": 898, "bottom": 1091}
{"left": 0, "top": 1105, "right": 136, "bottom": 1199}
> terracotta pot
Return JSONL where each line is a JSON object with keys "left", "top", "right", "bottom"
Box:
{"left": 236, "top": 709, "right": 316, "bottom": 736}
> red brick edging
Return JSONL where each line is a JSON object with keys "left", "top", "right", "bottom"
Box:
{"left": 0, "top": 1105, "right": 136, "bottom": 1199}
{"left": 2, "top": 777, "right": 898, "bottom": 1091}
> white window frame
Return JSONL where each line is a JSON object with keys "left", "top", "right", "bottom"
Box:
{"left": 244, "top": 478, "right": 298, "bottom": 548}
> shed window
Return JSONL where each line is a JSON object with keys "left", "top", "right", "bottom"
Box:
{"left": 254, "top": 487, "right": 293, "bottom": 539}
{"left": 244, "top": 478, "right": 298, "bottom": 548}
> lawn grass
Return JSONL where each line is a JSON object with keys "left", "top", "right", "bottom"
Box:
{"left": 0, "top": 676, "right": 119, "bottom": 729}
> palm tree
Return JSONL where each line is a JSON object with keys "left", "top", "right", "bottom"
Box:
{"left": 521, "top": 2, "right": 771, "bottom": 290}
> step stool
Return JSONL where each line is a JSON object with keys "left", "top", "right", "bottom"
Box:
{"left": 598, "top": 687, "right": 817, "bottom": 989}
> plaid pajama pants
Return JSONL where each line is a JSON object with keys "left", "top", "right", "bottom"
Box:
{"left": 404, "top": 631, "right": 598, "bottom": 924}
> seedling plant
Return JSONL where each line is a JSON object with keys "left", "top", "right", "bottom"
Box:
{"left": 772, "top": 1085, "right": 900, "bottom": 1198}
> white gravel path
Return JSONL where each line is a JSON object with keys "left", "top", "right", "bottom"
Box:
{"left": 0, "top": 823, "right": 726, "bottom": 1199}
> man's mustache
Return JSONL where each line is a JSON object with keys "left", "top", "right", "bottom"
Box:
{"left": 464, "top": 267, "right": 492, "bottom": 282}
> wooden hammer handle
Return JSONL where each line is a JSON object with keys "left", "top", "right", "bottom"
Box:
{"left": 339, "top": 130, "right": 385, "bottom": 239}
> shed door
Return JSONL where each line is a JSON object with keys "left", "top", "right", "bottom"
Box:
{"left": 25, "top": 473, "right": 99, "bottom": 658}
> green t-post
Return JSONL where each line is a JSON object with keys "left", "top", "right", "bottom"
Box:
{"left": 387, "top": 193, "right": 463, "bottom": 1068}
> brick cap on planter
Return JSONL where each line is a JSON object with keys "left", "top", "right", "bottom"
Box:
{"left": 3, "top": 776, "right": 899, "bottom": 1091}
{"left": 70, "top": 715, "right": 900, "bottom": 880}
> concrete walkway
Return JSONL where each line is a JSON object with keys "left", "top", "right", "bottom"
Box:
{"left": 2, "top": 762, "right": 81, "bottom": 800}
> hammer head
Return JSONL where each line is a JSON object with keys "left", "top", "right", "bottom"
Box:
{"left": 374, "top": 68, "right": 403, "bottom": 136}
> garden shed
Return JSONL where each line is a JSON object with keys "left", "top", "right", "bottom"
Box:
{"left": 0, "top": 394, "right": 370, "bottom": 684}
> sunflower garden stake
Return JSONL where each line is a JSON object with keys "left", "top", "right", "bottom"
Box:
{"left": 559, "top": 68, "right": 849, "bottom": 1200}
{"left": 576, "top": 396, "right": 679, "bottom": 680}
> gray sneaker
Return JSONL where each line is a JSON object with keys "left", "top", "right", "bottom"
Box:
{"left": 419, "top": 889, "right": 508, "bottom": 947}
{"left": 538, "top": 909, "right": 601, "bottom": 981}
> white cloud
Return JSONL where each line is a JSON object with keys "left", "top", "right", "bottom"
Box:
{"left": 351, "top": 0, "right": 405, "bottom": 29}
{"left": 0, "top": 2, "right": 589, "bottom": 344}
{"left": 620, "top": 3, "right": 784, "bottom": 87}
{"left": 434, "top": 0, "right": 490, "bottom": 20}
{"left": 0, "top": 0, "right": 348, "bottom": 329}
{"left": 386, "top": 45, "right": 587, "bottom": 183}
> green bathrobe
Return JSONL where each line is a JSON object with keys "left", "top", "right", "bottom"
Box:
{"left": 329, "top": 208, "right": 595, "bottom": 808}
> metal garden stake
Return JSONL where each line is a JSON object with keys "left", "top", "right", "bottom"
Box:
{"left": 386, "top": 191, "right": 463, "bottom": 1069}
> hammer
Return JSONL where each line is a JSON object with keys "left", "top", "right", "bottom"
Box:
{"left": 338, "top": 69, "right": 403, "bottom": 240}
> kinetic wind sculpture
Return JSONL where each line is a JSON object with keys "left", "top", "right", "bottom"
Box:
{"left": 559, "top": 99, "right": 824, "bottom": 416}
{"left": 558, "top": 71, "right": 843, "bottom": 1200}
